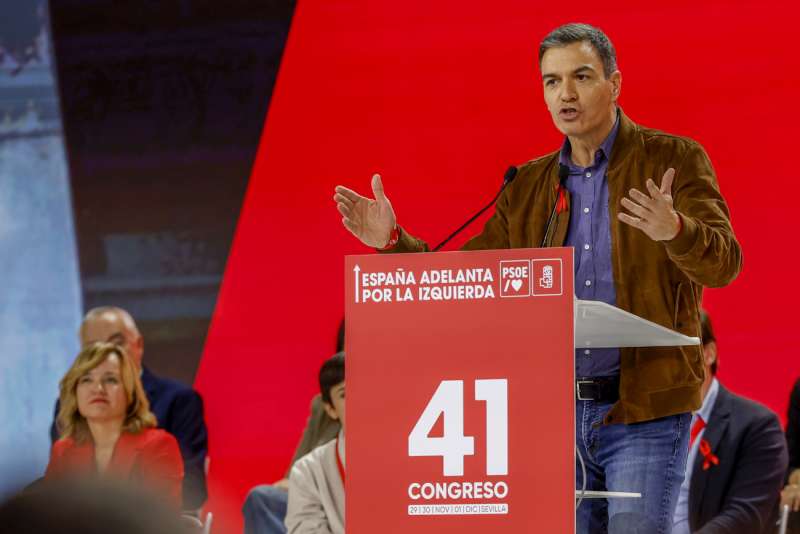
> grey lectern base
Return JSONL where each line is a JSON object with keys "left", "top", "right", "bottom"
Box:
{"left": 573, "top": 300, "right": 699, "bottom": 507}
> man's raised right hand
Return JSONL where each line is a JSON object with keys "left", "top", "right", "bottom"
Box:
{"left": 334, "top": 174, "right": 397, "bottom": 248}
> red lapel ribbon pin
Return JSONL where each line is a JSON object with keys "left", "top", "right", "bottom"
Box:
{"left": 555, "top": 185, "right": 567, "bottom": 214}
{"left": 698, "top": 439, "right": 719, "bottom": 471}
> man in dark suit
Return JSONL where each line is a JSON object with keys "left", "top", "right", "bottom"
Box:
{"left": 780, "top": 379, "right": 800, "bottom": 531}
{"left": 50, "top": 306, "right": 208, "bottom": 510}
{"left": 672, "top": 311, "right": 788, "bottom": 533}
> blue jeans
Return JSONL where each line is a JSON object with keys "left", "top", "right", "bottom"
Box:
{"left": 243, "top": 485, "right": 288, "bottom": 534}
{"left": 576, "top": 400, "right": 691, "bottom": 534}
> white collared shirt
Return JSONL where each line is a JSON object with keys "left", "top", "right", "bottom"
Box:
{"left": 672, "top": 378, "right": 720, "bottom": 534}
{"left": 337, "top": 430, "right": 345, "bottom": 468}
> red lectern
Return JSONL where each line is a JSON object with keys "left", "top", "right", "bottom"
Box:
{"left": 346, "top": 247, "right": 576, "bottom": 533}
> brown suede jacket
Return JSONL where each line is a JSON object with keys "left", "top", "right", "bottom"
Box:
{"left": 390, "top": 110, "right": 742, "bottom": 424}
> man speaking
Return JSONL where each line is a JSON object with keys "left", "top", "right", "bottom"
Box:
{"left": 333, "top": 23, "right": 741, "bottom": 533}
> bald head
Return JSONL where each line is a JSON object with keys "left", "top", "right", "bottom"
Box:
{"left": 79, "top": 306, "right": 144, "bottom": 368}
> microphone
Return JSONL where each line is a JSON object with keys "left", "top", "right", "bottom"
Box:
{"left": 558, "top": 163, "right": 569, "bottom": 183}
{"left": 432, "top": 166, "right": 518, "bottom": 252}
{"left": 503, "top": 165, "right": 520, "bottom": 185}
{"left": 540, "top": 164, "right": 570, "bottom": 247}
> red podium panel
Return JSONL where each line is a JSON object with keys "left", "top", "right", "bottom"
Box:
{"left": 345, "top": 247, "right": 575, "bottom": 533}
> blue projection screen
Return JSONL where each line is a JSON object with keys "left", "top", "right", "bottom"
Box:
{"left": 0, "top": 2, "right": 82, "bottom": 498}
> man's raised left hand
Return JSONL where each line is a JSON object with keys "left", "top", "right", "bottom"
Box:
{"left": 618, "top": 167, "right": 681, "bottom": 241}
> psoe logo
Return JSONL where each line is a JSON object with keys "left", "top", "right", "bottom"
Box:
{"left": 498, "top": 260, "right": 530, "bottom": 298}
{"left": 539, "top": 265, "right": 554, "bottom": 288}
{"left": 532, "top": 259, "right": 562, "bottom": 296}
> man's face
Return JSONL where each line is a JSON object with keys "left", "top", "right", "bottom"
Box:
{"left": 702, "top": 341, "right": 717, "bottom": 376}
{"left": 81, "top": 312, "right": 144, "bottom": 369}
{"left": 323, "top": 381, "right": 346, "bottom": 431}
{"left": 540, "top": 41, "right": 620, "bottom": 141}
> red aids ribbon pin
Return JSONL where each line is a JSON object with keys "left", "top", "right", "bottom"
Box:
{"left": 699, "top": 439, "right": 719, "bottom": 471}
{"left": 555, "top": 185, "right": 567, "bottom": 214}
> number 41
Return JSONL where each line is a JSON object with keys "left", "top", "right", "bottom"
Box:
{"left": 408, "top": 379, "right": 508, "bottom": 477}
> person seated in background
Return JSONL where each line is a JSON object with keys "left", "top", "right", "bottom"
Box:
{"left": 285, "top": 352, "right": 345, "bottom": 534}
{"left": 781, "top": 376, "right": 800, "bottom": 530}
{"left": 46, "top": 342, "right": 184, "bottom": 508}
{"left": 243, "top": 395, "right": 340, "bottom": 534}
{"left": 243, "top": 322, "right": 344, "bottom": 534}
{"left": 672, "top": 311, "right": 788, "bottom": 533}
{"left": 50, "top": 306, "right": 208, "bottom": 511}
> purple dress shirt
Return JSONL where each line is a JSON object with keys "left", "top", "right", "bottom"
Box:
{"left": 560, "top": 115, "right": 620, "bottom": 378}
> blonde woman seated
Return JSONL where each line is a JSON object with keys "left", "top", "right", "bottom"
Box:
{"left": 45, "top": 342, "right": 184, "bottom": 508}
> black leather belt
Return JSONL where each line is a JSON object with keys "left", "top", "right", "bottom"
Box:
{"left": 576, "top": 376, "right": 620, "bottom": 402}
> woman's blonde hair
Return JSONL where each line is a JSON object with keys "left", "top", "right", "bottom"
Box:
{"left": 56, "top": 341, "right": 156, "bottom": 443}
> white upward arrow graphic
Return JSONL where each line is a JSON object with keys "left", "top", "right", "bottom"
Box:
{"left": 354, "top": 264, "right": 361, "bottom": 303}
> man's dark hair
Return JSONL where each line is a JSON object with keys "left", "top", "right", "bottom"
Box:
{"left": 319, "top": 352, "right": 345, "bottom": 405}
{"left": 539, "top": 23, "right": 618, "bottom": 78}
{"left": 700, "top": 310, "right": 717, "bottom": 375}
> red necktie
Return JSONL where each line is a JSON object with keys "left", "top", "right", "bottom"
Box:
{"left": 690, "top": 416, "right": 706, "bottom": 447}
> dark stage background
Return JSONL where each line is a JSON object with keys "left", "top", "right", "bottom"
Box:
{"left": 50, "top": 0, "right": 296, "bottom": 384}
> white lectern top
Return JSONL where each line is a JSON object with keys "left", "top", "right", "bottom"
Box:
{"left": 575, "top": 299, "right": 701, "bottom": 349}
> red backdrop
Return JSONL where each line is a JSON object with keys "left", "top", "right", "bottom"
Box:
{"left": 194, "top": 1, "right": 800, "bottom": 531}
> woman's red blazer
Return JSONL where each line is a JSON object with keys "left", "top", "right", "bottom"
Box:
{"left": 46, "top": 427, "right": 184, "bottom": 508}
